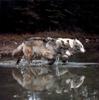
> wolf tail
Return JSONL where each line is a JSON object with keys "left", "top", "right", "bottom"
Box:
{"left": 12, "top": 43, "right": 24, "bottom": 56}
{"left": 12, "top": 69, "right": 24, "bottom": 87}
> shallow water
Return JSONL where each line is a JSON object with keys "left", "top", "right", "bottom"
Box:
{"left": 0, "top": 62, "right": 99, "bottom": 100}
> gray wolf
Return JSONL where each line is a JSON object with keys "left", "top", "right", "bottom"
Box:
{"left": 12, "top": 37, "right": 85, "bottom": 65}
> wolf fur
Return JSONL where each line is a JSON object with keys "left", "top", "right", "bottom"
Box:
{"left": 12, "top": 37, "right": 85, "bottom": 65}
{"left": 12, "top": 38, "right": 56, "bottom": 65}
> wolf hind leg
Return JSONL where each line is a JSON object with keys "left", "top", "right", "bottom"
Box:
{"left": 16, "top": 58, "right": 21, "bottom": 65}
{"left": 16, "top": 56, "right": 24, "bottom": 65}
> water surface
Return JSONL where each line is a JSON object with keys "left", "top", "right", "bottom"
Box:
{"left": 0, "top": 62, "right": 99, "bottom": 100}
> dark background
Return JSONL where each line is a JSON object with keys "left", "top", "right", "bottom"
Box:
{"left": 0, "top": 0, "right": 99, "bottom": 33}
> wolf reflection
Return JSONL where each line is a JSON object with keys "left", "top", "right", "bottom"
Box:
{"left": 12, "top": 65, "right": 85, "bottom": 93}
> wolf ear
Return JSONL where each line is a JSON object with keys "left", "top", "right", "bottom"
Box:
{"left": 74, "top": 38, "right": 77, "bottom": 41}
{"left": 73, "top": 39, "right": 78, "bottom": 45}
{"left": 74, "top": 38, "right": 78, "bottom": 43}
{"left": 74, "top": 39, "right": 76, "bottom": 43}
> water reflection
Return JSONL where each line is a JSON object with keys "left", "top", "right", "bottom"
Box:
{"left": 0, "top": 63, "right": 99, "bottom": 100}
{"left": 12, "top": 65, "right": 86, "bottom": 100}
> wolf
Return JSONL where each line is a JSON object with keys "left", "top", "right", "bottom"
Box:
{"left": 12, "top": 37, "right": 85, "bottom": 65}
{"left": 12, "top": 37, "right": 57, "bottom": 65}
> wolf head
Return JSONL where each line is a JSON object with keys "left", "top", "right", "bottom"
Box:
{"left": 73, "top": 39, "right": 85, "bottom": 53}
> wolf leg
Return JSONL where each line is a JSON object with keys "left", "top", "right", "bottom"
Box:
{"left": 47, "top": 58, "right": 56, "bottom": 65}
